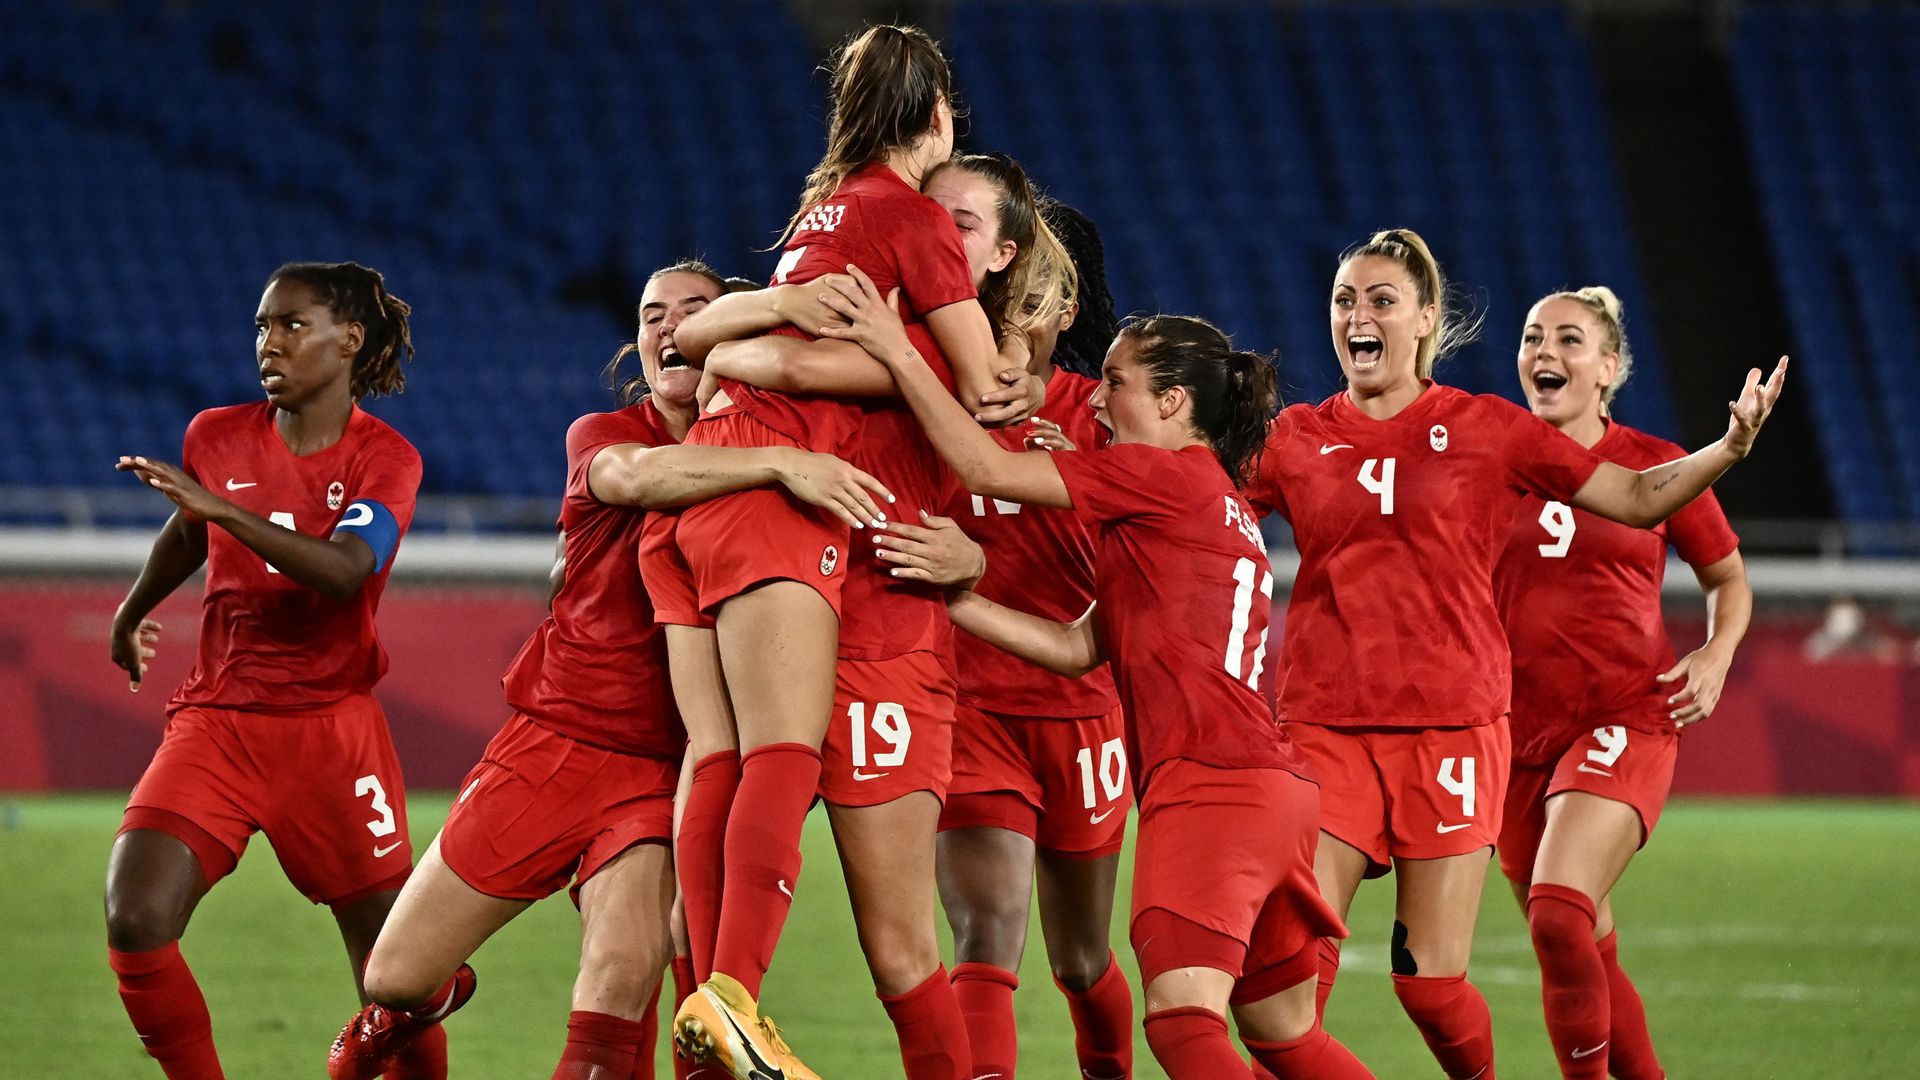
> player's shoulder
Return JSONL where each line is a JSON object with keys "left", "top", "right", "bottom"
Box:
{"left": 568, "top": 403, "right": 665, "bottom": 454}
{"left": 350, "top": 407, "right": 423, "bottom": 465}
{"left": 1601, "top": 422, "right": 1687, "bottom": 468}
{"left": 186, "top": 401, "right": 269, "bottom": 440}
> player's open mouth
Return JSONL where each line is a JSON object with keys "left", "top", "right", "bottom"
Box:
{"left": 1532, "top": 371, "right": 1568, "bottom": 394}
{"left": 1347, "top": 335, "right": 1383, "bottom": 369}
{"left": 260, "top": 370, "right": 285, "bottom": 390}
{"left": 658, "top": 347, "right": 689, "bottom": 372}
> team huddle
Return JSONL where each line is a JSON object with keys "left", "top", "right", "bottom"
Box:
{"left": 102, "top": 23, "right": 1788, "bottom": 1080}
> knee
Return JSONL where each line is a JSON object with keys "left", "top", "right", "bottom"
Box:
{"left": 104, "top": 889, "right": 185, "bottom": 953}
{"left": 858, "top": 923, "right": 942, "bottom": 998}
{"left": 1526, "top": 886, "right": 1599, "bottom": 956}
{"left": 1049, "top": 941, "right": 1114, "bottom": 992}
{"left": 578, "top": 934, "right": 669, "bottom": 1013}
{"left": 362, "top": 951, "right": 446, "bottom": 1010}
{"left": 946, "top": 900, "right": 1028, "bottom": 970}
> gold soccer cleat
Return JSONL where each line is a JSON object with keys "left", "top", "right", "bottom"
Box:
{"left": 672, "top": 971, "right": 821, "bottom": 1080}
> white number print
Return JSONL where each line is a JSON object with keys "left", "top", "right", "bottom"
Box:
{"left": 795, "top": 203, "right": 847, "bottom": 234}
{"left": 1436, "top": 756, "right": 1477, "bottom": 818}
{"left": 1224, "top": 556, "right": 1275, "bottom": 688}
{"left": 355, "top": 774, "right": 398, "bottom": 838}
{"left": 848, "top": 701, "right": 912, "bottom": 768}
{"left": 1358, "top": 457, "right": 1396, "bottom": 515}
{"left": 264, "top": 510, "right": 296, "bottom": 574}
{"left": 968, "top": 494, "right": 1022, "bottom": 516}
{"left": 1537, "top": 501, "right": 1576, "bottom": 558}
{"left": 1586, "top": 726, "right": 1628, "bottom": 768}
{"left": 1074, "top": 738, "right": 1128, "bottom": 809}
{"left": 773, "top": 245, "right": 807, "bottom": 284}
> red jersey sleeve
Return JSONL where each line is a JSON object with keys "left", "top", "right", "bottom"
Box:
{"left": 1496, "top": 399, "right": 1605, "bottom": 502}
{"left": 1054, "top": 442, "right": 1187, "bottom": 524}
{"left": 565, "top": 411, "right": 663, "bottom": 501}
{"left": 343, "top": 430, "right": 422, "bottom": 534}
{"left": 1665, "top": 474, "right": 1740, "bottom": 568}
{"left": 887, "top": 199, "right": 978, "bottom": 315}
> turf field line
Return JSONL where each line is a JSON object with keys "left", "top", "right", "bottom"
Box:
{"left": 1335, "top": 952, "right": 1914, "bottom": 1005}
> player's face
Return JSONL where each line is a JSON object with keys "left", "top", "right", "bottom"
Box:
{"left": 926, "top": 167, "right": 1016, "bottom": 288}
{"left": 639, "top": 271, "right": 722, "bottom": 406}
{"left": 255, "top": 279, "right": 357, "bottom": 410}
{"left": 1089, "top": 336, "right": 1162, "bottom": 442}
{"left": 1330, "top": 255, "right": 1434, "bottom": 394}
{"left": 1518, "top": 296, "right": 1618, "bottom": 426}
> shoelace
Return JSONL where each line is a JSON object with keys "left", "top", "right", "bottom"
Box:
{"left": 756, "top": 1014, "right": 795, "bottom": 1056}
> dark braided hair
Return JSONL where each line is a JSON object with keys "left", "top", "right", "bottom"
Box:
{"left": 1039, "top": 198, "right": 1117, "bottom": 378}
{"left": 605, "top": 260, "right": 728, "bottom": 406}
{"left": 1117, "top": 314, "right": 1279, "bottom": 485}
{"left": 266, "top": 262, "right": 413, "bottom": 398}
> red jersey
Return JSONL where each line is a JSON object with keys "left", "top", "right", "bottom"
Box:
{"left": 698, "top": 162, "right": 978, "bottom": 456}
{"left": 1496, "top": 421, "right": 1738, "bottom": 763}
{"left": 1247, "top": 385, "right": 1604, "bottom": 730}
{"left": 1052, "top": 443, "right": 1305, "bottom": 793}
{"left": 170, "top": 402, "right": 420, "bottom": 713}
{"left": 502, "top": 403, "right": 685, "bottom": 760}
{"left": 948, "top": 368, "right": 1119, "bottom": 717}
{"left": 840, "top": 323, "right": 957, "bottom": 663}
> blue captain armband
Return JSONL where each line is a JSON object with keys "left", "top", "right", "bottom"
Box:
{"left": 331, "top": 500, "right": 402, "bottom": 573}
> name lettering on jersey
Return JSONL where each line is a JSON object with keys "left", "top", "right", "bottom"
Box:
{"left": 796, "top": 203, "right": 847, "bottom": 234}
{"left": 1429, "top": 424, "right": 1449, "bottom": 452}
{"left": 1222, "top": 495, "right": 1264, "bottom": 550}
{"left": 327, "top": 480, "right": 345, "bottom": 510}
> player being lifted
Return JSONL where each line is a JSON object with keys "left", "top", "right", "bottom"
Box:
{"left": 106, "top": 262, "right": 434, "bottom": 1079}
{"left": 1495, "top": 287, "right": 1751, "bottom": 1079}
{"left": 1244, "top": 229, "right": 1784, "bottom": 1080}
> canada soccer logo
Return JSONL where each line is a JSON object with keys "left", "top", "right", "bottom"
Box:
{"left": 1429, "top": 424, "right": 1449, "bottom": 452}
{"left": 327, "top": 481, "right": 345, "bottom": 510}
{"left": 820, "top": 545, "right": 839, "bottom": 577}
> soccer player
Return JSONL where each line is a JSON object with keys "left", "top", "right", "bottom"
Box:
{"left": 930, "top": 191, "right": 1138, "bottom": 1080}
{"left": 325, "top": 261, "right": 889, "bottom": 1080}
{"left": 1246, "top": 229, "right": 1785, "bottom": 1080}
{"left": 822, "top": 285, "right": 1376, "bottom": 1079}
{"left": 1496, "top": 287, "right": 1751, "bottom": 1079}
{"left": 104, "top": 262, "right": 431, "bottom": 1079}
{"left": 651, "top": 25, "right": 1035, "bottom": 1080}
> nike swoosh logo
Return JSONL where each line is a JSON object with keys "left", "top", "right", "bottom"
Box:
{"left": 851, "top": 769, "right": 890, "bottom": 781}
{"left": 1570, "top": 1042, "right": 1607, "bottom": 1059}
{"left": 709, "top": 988, "right": 784, "bottom": 1080}
{"left": 1318, "top": 444, "right": 1353, "bottom": 454}
{"left": 1089, "top": 808, "right": 1116, "bottom": 825}
{"left": 225, "top": 479, "right": 257, "bottom": 490}
{"left": 1576, "top": 764, "right": 1613, "bottom": 777}
{"left": 372, "top": 841, "right": 403, "bottom": 858}
{"left": 777, "top": 879, "right": 793, "bottom": 899}
{"left": 458, "top": 777, "right": 483, "bottom": 803}
{"left": 1436, "top": 822, "right": 1473, "bottom": 834}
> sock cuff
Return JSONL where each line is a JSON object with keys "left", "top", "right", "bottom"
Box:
{"left": 107, "top": 940, "right": 182, "bottom": 977}
{"left": 566, "top": 1009, "right": 647, "bottom": 1044}
{"left": 1243, "top": 1023, "right": 1324, "bottom": 1054}
{"left": 952, "top": 961, "right": 1020, "bottom": 991}
{"left": 693, "top": 749, "right": 743, "bottom": 774}
{"left": 1055, "top": 949, "right": 1120, "bottom": 997}
{"left": 1595, "top": 928, "right": 1620, "bottom": 957}
{"left": 740, "top": 742, "right": 824, "bottom": 767}
{"left": 878, "top": 965, "right": 949, "bottom": 1006}
{"left": 1528, "top": 882, "right": 1599, "bottom": 924}
{"left": 1390, "top": 971, "right": 1468, "bottom": 999}
{"left": 1143, "top": 1005, "right": 1227, "bottom": 1032}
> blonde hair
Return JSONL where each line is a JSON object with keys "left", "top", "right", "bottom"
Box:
{"left": 780, "top": 25, "right": 956, "bottom": 246}
{"left": 1542, "top": 286, "right": 1634, "bottom": 412}
{"left": 1338, "top": 228, "right": 1480, "bottom": 379}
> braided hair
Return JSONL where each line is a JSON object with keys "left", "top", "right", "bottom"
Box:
{"left": 1039, "top": 198, "right": 1117, "bottom": 378}
{"left": 267, "top": 262, "right": 414, "bottom": 398}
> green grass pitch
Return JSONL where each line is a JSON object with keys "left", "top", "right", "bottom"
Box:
{"left": 5, "top": 795, "right": 1915, "bottom": 1077}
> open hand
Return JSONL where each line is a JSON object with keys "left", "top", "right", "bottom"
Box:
{"left": 1724, "top": 357, "right": 1788, "bottom": 458}
{"left": 872, "top": 511, "right": 987, "bottom": 589}
{"left": 774, "top": 448, "right": 895, "bottom": 529}
{"left": 816, "top": 265, "right": 915, "bottom": 365}
{"left": 1656, "top": 644, "right": 1733, "bottom": 727}
{"left": 118, "top": 456, "right": 225, "bottom": 521}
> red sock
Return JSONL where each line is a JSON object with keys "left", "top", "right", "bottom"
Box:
{"left": 879, "top": 966, "right": 972, "bottom": 1080}
{"left": 1596, "top": 931, "right": 1664, "bottom": 1080}
{"left": 1246, "top": 1023, "right": 1376, "bottom": 1079}
{"left": 668, "top": 955, "right": 697, "bottom": 1080}
{"left": 679, "top": 750, "right": 740, "bottom": 981}
{"left": 1528, "top": 884, "right": 1609, "bottom": 1079}
{"left": 630, "top": 977, "right": 662, "bottom": 1080}
{"left": 951, "top": 962, "right": 1018, "bottom": 1078}
{"left": 387, "top": 1023, "right": 449, "bottom": 1079}
{"left": 709, "top": 743, "right": 821, "bottom": 998}
{"left": 1142, "top": 1006, "right": 1252, "bottom": 1079}
{"left": 1391, "top": 973, "right": 1496, "bottom": 1079}
{"left": 553, "top": 1010, "right": 645, "bottom": 1079}
{"left": 1314, "top": 937, "right": 1342, "bottom": 1019}
{"left": 109, "top": 943, "right": 224, "bottom": 1079}
{"left": 1057, "top": 951, "right": 1133, "bottom": 1080}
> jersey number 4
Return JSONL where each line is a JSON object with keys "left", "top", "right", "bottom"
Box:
{"left": 1358, "top": 458, "right": 1395, "bottom": 515}
{"left": 1225, "top": 556, "right": 1274, "bottom": 688}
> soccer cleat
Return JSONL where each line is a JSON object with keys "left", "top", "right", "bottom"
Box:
{"left": 327, "top": 963, "right": 477, "bottom": 1080}
{"left": 672, "top": 972, "right": 820, "bottom": 1080}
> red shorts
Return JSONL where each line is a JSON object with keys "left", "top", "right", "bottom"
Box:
{"left": 438, "top": 712, "right": 677, "bottom": 903}
{"left": 1497, "top": 722, "right": 1679, "bottom": 884}
{"left": 818, "top": 651, "right": 956, "bottom": 807}
{"left": 675, "top": 413, "right": 849, "bottom": 617}
{"left": 1288, "top": 718, "right": 1510, "bottom": 873}
{"left": 1129, "top": 760, "right": 1346, "bottom": 998}
{"left": 639, "top": 508, "right": 713, "bottom": 629}
{"left": 938, "top": 703, "right": 1130, "bottom": 857}
{"left": 121, "top": 694, "right": 411, "bottom": 906}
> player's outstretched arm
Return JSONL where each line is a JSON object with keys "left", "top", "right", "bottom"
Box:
{"left": 707, "top": 335, "right": 897, "bottom": 397}
{"left": 819, "top": 266, "right": 1070, "bottom": 508}
{"left": 1658, "top": 549, "right": 1753, "bottom": 727}
{"left": 672, "top": 283, "right": 846, "bottom": 364}
{"left": 1571, "top": 357, "right": 1787, "bottom": 528}
{"left": 921, "top": 297, "right": 1046, "bottom": 427}
{"left": 110, "top": 509, "right": 207, "bottom": 691}
{"left": 117, "top": 455, "right": 376, "bottom": 600}
{"left": 588, "top": 443, "right": 893, "bottom": 528}
{"left": 946, "top": 591, "right": 1103, "bottom": 677}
